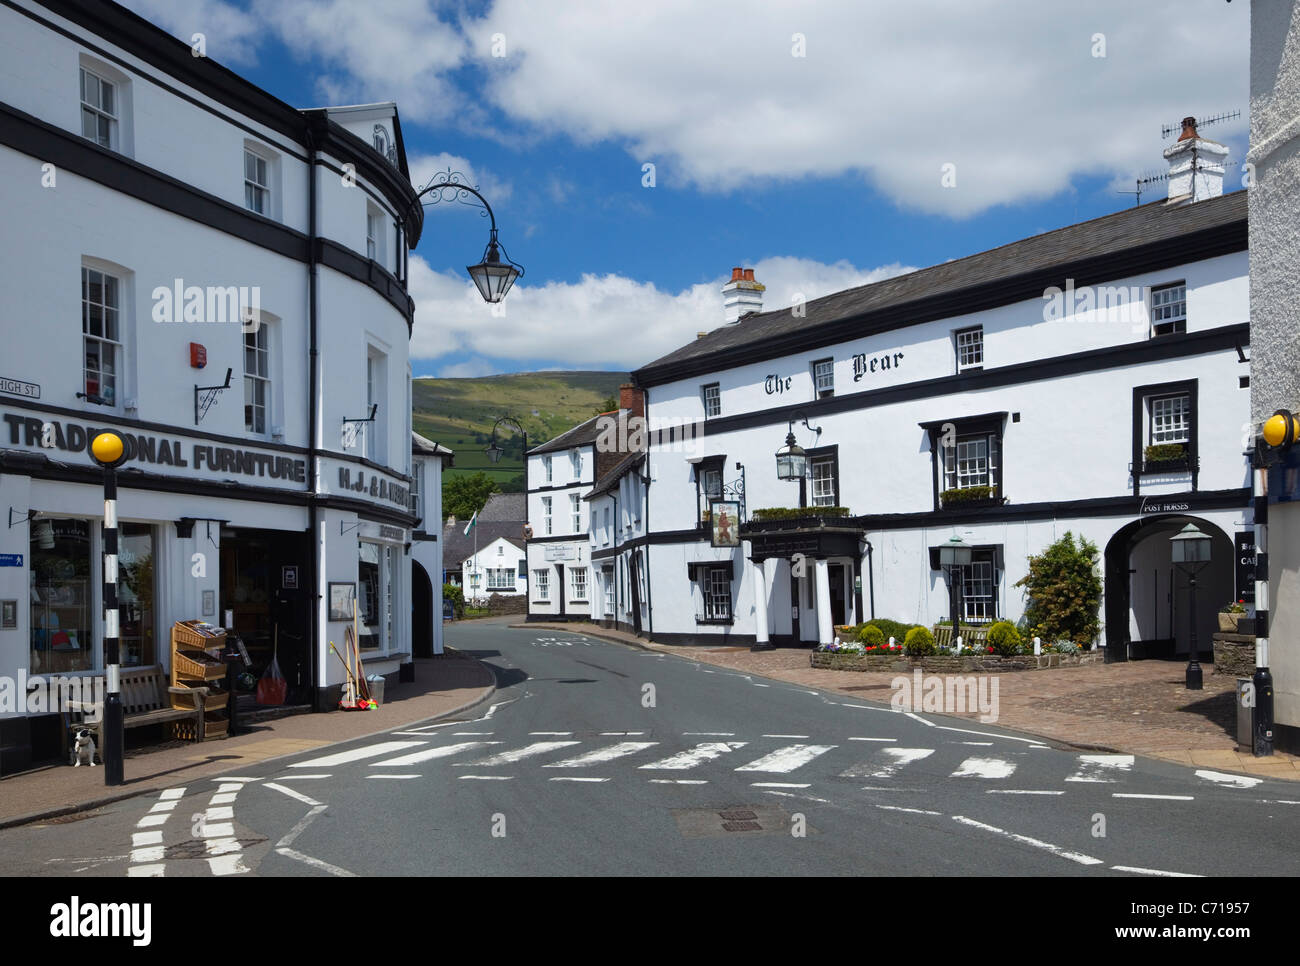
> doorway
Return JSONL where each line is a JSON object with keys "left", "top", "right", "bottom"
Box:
{"left": 412, "top": 561, "right": 433, "bottom": 658}
{"left": 1104, "top": 516, "right": 1234, "bottom": 661}
{"left": 220, "top": 528, "right": 310, "bottom": 702}
{"left": 828, "top": 563, "right": 847, "bottom": 627}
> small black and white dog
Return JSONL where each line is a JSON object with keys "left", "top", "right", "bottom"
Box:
{"left": 71, "top": 729, "right": 97, "bottom": 767}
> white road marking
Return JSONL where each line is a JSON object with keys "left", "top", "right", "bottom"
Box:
{"left": 131, "top": 847, "right": 164, "bottom": 863}
{"left": 458, "top": 775, "right": 514, "bottom": 780}
{"left": 277, "top": 804, "right": 326, "bottom": 850}
{"left": 648, "top": 779, "right": 709, "bottom": 784}
{"left": 1112, "top": 865, "right": 1202, "bottom": 877}
{"left": 548, "top": 777, "right": 611, "bottom": 783}
{"left": 952, "top": 815, "right": 1103, "bottom": 866}
{"left": 987, "top": 790, "right": 1065, "bottom": 796}
{"left": 601, "top": 731, "right": 646, "bottom": 736}
{"left": 199, "top": 822, "right": 235, "bottom": 838}
{"left": 1066, "top": 754, "right": 1135, "bottom": 783}
{"left": 372, "top": 741, "right": 498, "bottom": 767}
{"left": 1195, "top": 770, "right": 1263, "bottom": 789}
{"left": 265, "top": 782, "right": 323, "bottom": 807}
{"left": 640, "top": 742, "right": 746, "bottom": 770}
{"left": 369, "top": 774, "right": 420, "bottom": 780}
{"left": 209, "top": 793, "right": 238, "bottom": 805}
{"left": 841, "top": 747, "right": 934, "bottom": 779}
{"left": 1256, "top": 799, "right": 1300, "bottom": 805}
{"left": 874, "top": 805, "right": 941, "bottom": 816}
{"left": 452, "top": 731, "right": 494, "bottom": 735}
{"left": 159, "top": 788, "right": 186, "bottom": 800}
{"left": 212, "top": 777, "right": 258, "bottom": 783}
{"left": 149, "top": 801, "right": 177, "bottom": 813}
{"left": 132, "top": 831, "right": 163, "bottom": 847}
{"left": 136, "top": 815, "right": 167, "bottom": 828}
{"left": 207, "top": 852, "right": 250, "bottom": 876}
{"left": 751, "top": 782, "right": 810, "bottom": 788}
{"left": 849, "top": 737, "right": 897, "bottom": 742}
{"left": 215, "top": 783, "right": 246, "bottom": 793}
{"left": 682, "top": 731, "right": 734, "bottom": 736}
{"left": 530, "top": 731, "right": 573, "bottom": 736}
{"left": 204, "top": 806, "right": 234, "bottom": 821}
{"left": 276, "top": 847, "right": 357, "bottom": 877}
{"left": 545, "top": 742, "right": 658, "bottom": 768}
{"left": 951, "top": 757, "right": 1017, "bottom": 779}
{"left": 1113, "top": 793, "right": 1194, "bottom": 801}
{"left": 762, "top": 734, "right": 810, "bottom": 738}
{"left": 464, "top": 741, "right": 580, "bottom": 765}
{"left": 127, "top": 865, "right": 164, "bottom": 878}
{"left": 274, "top": 774, "right": 331, "bottom": 780}
{"left": 961, "top": 741, "right": 993, "bottom": 746}
{"left": 290, "top": 741, "right": 425, "bottom": 768}
{"left": 737, "top": 744, "right": 836, "bottom": 773}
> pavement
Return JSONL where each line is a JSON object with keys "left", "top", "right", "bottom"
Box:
{"left": 520, "top": 620, "right": 1300, "bottom": 782}
{"left": 0, "top": 646, "right": 495, "bottom": 829}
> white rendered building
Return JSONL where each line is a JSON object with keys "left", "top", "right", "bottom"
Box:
{"left": 0, "top": 0, "right": 428, "bottom": 770}
{"left": 627, "top": 141, "right": 1251, "bottom": 654}
{"left": 410, "top": 433, "right": 452, "bottom": 655}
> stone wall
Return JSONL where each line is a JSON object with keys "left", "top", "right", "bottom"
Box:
{"left": 810, "top": 651, "right": 1104, "bottom": 673}
{"left": 487, "top": 593, "right": 529, "bottom": 616}
{"left": 1212, "top": 634, "right": 1256, "bottom": 678}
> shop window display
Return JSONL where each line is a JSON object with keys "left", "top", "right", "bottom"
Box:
{"left": 30, "top": 518, "right": 94, "bottom": 674}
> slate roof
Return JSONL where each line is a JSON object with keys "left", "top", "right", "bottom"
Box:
{"left": 411, "top": 431, "right": 453, "bottom": 462}
{"left": 442, "top": 520, "right": 526, "bottom": 568}
{"left": 526, "top": 413, "right": 610, "bottom": 456}
{"left": 478, "top": 492, "right": 525, "bottom": 521}
{"left": 636, "top": 191, "right": 1247, "bottom": 379}
{"left": 586, "top": 452, "right": 646, "bottom": 500}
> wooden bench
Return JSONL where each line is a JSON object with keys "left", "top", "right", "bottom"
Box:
{"left": 65, "top": 665, "right": 209, "bottom": 755}
{"left": 932, "top": 625, "right": 992, "bottom": 650}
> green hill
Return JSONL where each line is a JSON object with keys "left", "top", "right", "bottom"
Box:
{"left": 412, "top": 370, "right": 629, "bottom": 489}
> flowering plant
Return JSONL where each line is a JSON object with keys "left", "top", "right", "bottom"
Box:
{"left": 1221, "top": 600, "right": 1247, "bottom": 614}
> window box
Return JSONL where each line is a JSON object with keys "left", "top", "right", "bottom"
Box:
{"left": 1141, "top": 442, "right": 1191, "bottom": 473}
{"left": 939, "top": 485, "right": 999, "bottom": 507}
{"left": 750, "top": 506, "right": 850, "bottom": 522}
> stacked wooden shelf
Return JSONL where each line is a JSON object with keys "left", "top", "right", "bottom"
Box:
{"left": 170, "top": 620, "right": 229, "bottom": 740}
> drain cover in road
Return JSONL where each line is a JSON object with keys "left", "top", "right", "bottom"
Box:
{"left": 671, "top": 804, "right": 793, "bottom": 838}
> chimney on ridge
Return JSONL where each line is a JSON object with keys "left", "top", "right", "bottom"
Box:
{"left": 619, "top": 382, "right": 644, "bottom": 420}
{"left": 722, "top": 266, "right": 765, "bottom": 324}
{"left": 1162, "top": 116, "right": 1229, "bottom": 204}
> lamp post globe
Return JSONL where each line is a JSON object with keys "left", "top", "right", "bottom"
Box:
{"left": 1170, "top": 523, "right": 1211, "bottom": 690}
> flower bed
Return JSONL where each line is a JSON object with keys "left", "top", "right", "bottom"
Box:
{"left": 810, "top": 650, "right": 1104, "bottom": 672}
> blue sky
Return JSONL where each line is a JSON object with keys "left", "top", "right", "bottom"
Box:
{"left": 124, "top": 0, "right": 1250, "bottom": 378}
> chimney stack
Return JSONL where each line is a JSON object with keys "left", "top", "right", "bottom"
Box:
{"left": 1162, "top": 116, "right": 1229, "bottom": 204}
{"left": 619, "top": 382, "right": 644, "bottom": 420}
{"left": 722, "top": 266, "right": 765, "bottom": 324}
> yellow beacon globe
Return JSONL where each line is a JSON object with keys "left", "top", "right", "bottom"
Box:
{"left": 1263, "top": 413, "right": 1292, "bottom": 448}
{"left": 91, "top": 432, "right": 124, "bottom": 464}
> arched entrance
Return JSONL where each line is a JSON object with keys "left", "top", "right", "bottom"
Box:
{"left": 1104, "top": 515, "right": 1233, "bottom": 661}
{"left": 412, "top": 561, "right": 434, "bottom": 659}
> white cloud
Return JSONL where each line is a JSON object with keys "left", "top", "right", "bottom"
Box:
{"left": 407, "top": 153, "right": 513, "bottom": 207}
{"left": 465, "top": 0, "right": 1248, "bottom": 216}
{"left": 408, "top": 256, "right": 914, "bottom": 372}
{"left": 118, "top": 0, "right": 263, "bottom": 66}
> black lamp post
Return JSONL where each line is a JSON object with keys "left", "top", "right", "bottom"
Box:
{"left": 774, "top": 412, "right": 822, "bottom": 508}
{"left": 412, "top": 171, "right": 522, "bottom": 303}
{"left": 89, "top": 431, "right": 127, "bottom": 786}
{"left": 486, "top": 416, "right": 527, "bottom": 468}
{"left": 1171, "top": 523, "right": 1211, "bottom": 690}
{"left": 939, "top": 534, "right": 972, "bottom": 635}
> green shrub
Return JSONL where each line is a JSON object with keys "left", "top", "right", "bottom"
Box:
{"left": 443, "top": 583, "right": 465, "bottom": 619}
{"left": 986, "top": 620, "right": 1022, "bottom": 656}
{"left": 865, "top": 618, "right": 914, "bottom": 643}
{"left": 751, "top": 506, "right": 850, "bottom": 521}
{"left": 858, "top": 624, "right": 885, "bottom": 646}
{"left": 904, "top": 625, "right": 936, "bottom": 656}
{"left": 1144, "top": 443, "right": 1187, "bottom": 464}
{"left": 1014, "top": 532, "right": 1102, "bottom": 647}
{"left": 940, "top": 485, "right": 997, "bottom": 506}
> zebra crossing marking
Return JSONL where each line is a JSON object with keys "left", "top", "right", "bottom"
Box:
{"left": 544, "top": 741, "right": 659, "bottom": 768}
{"left": 841, "top": 747, "right": 934, "bottom": 779}
{"left": 291, "top": 740, "right": 425, "bottom": 768}
{"left": 736, "top": 744, "right": 836, "bottom": 773}
{"left": 640, "top": 741, "right": 746, "bottom": 770}
{"left": 951, "top": 757, "right": 1017, "bottom": 779}
{"left": 371, "top": 741, "right": 499, "bottom": 767}
{"left": 464, "top": 741, "right": 580, "bottom": 766}
{"left": 1065, "top": 754, "right": 1134, "bottom": 783}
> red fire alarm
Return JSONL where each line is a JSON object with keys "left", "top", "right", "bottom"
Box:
{"left": 190, "top": 343, "right": 207, "bottom": 369}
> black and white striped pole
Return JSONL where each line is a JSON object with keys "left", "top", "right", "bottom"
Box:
{"left": 91, "top": 431, "right": 127, "bottom": 786}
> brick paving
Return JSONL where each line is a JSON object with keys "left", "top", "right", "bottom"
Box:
{"left": 524, "top": 620, "right": 1300, "bottom": 781}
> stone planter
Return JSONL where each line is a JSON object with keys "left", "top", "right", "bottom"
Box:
{"left": 1218, "top": 613, "right": 1249, "bottom": 633}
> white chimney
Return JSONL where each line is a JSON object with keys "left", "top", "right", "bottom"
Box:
{"left": 722, "top": 266, "right": 764, "bottom": 324}
{"left": 1162, "top": 117, "right": 1229, "bottom": 204}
